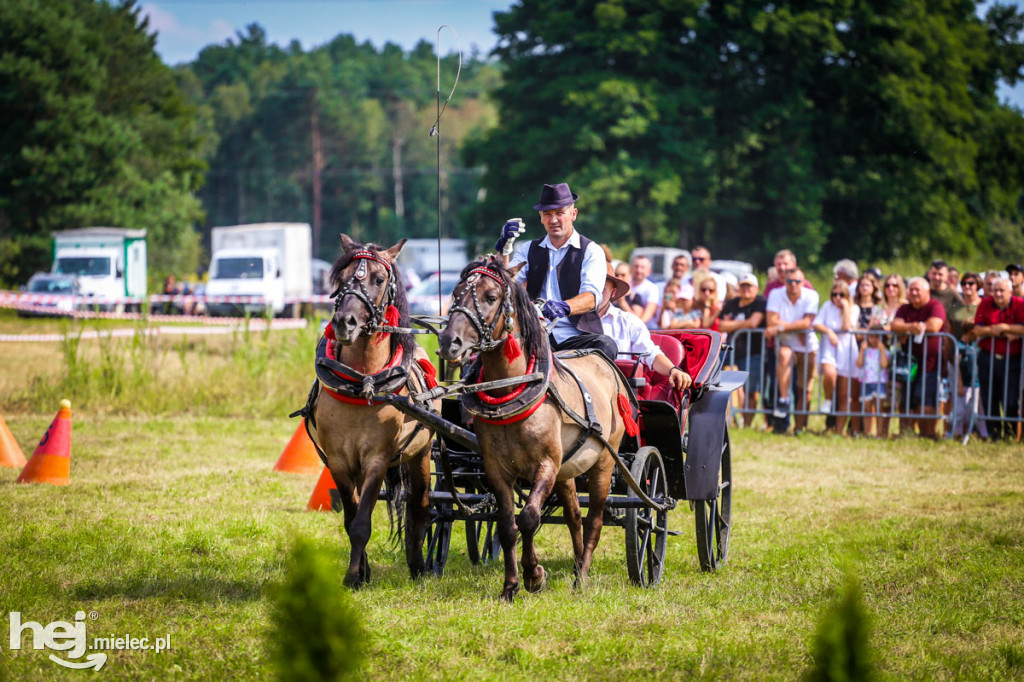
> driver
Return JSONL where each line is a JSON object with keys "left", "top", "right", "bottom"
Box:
{"left": 599, "top": 263, "right": 692, "bottom": 392}
{"left": 498, "top": 182, "right": 618, "bottom": 360}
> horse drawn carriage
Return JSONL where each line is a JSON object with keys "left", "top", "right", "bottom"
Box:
{"left": 302, "top": 237, "right": 744, "bottom": 600}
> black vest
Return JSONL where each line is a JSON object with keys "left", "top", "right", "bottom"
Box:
{"left": 524, "top": 234, "right": 603, "bottom": 335}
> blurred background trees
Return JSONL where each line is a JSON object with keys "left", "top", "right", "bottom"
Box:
{"left": 0, "top": 0, "right": 205, "bottom": 282}
{"left": 1, "top": 0, "right": 1023, "bottom": 285}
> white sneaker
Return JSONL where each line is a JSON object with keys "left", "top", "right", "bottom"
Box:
{"left": 772, "top": 399, "right": 789, "bottom": 420}
{"left": 820, "top": 399, "right": 832, "bottom": 413}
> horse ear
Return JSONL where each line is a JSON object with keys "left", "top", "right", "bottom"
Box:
{"left": 382, "top": 238, "right": 407, "bottom": 262}
{"left": 339, "top": 233, "right": 355, "bottom": 251}
{"left": 508, "top": 261, "right": 526, "bottom": 277}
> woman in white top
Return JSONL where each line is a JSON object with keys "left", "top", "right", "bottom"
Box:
{"left": 813, "top": 283, "right": 858, "bottom": 435}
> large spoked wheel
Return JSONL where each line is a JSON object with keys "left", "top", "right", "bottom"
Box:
{"left": 424, "top": 478, "right": 453, "bottom": 576}
{"left": 624, "top": 446, "right": 669, "bottom": 588}
{"left": 695, "top": 425, "right": 732, "bottom": 572}
{"left": 465, "top": 504, "right": 501, "bottom": 565}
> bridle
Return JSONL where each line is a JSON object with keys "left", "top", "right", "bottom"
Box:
{"left": 447, "top": 266, "right": 517, "bottom": 353}
{"left": 330, "top": 249, "right": 397, "bottom": 336}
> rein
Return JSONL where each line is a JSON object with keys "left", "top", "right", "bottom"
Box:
{"left": 447, "top": 266, "right": 518, "bottom": 353}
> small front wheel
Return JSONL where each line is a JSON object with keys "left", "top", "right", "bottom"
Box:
{"left": 624, "top": 446, "right": 669, "bottom": 587}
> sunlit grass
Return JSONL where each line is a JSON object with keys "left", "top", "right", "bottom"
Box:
{"left": 0, "top": 310, "right": 1021, "bottom": 680}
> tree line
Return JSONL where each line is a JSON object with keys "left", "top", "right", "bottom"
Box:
{"left": 2, "top": 0, "right": 1023, "bottom": 286}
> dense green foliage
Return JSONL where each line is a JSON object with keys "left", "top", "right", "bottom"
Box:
{"left": 180, "top": 26, "right": 499, "bottom": 260}
{"left": 271, "top": 538, "right": 366, "bottom": 681}
{"left": 3, "top": 0, "right": 1023, "bottom": 285}
{"left": 0, "top": 0, "right": 205, "bottom": 284}
{"left": 467, "top": 0, "right": 1024, "bottom": 267}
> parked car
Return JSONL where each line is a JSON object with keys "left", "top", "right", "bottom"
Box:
{"left": 408, "top": 273, "right": 461, "bottom": 316}
{"left": 18, "top": 273, "right": 80, "bottom": 317}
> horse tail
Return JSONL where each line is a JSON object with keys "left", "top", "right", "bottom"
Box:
{"left": 383, "top": 462, "right": 408, "bottom": 548}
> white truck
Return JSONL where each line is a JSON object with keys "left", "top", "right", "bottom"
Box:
{"left": 205, "top": 223, "right": 312, "bottom": 317}
{"left": 397, "top": 238, "right": 469, "bottom": 279}
{"left": 51, "top": 227, "right": 147, "bottom": 310}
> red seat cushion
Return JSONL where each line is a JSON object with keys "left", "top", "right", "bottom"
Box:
{"left": 643, "top": 334, "right": 686, "bottom": 408}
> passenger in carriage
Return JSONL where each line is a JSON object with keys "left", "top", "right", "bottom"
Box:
{"left": 597, "top": 263, "right": 692, "bottom": 393}
{"left": 498, "top": 182, "right": 619, "bottom": 361}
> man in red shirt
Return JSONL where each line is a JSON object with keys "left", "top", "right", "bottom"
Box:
{"left": 969, "top": 277, "right": 1024, "bottom": 441}
{"left": 891, "top": 277, "right": 947, "bottom": 438}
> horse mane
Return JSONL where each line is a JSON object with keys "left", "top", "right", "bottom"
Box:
{"left": 329, "top": 240, "right": 414, "bottom": 359}
{"left": 459, "top": 256, "right": 549, "bottom": 362}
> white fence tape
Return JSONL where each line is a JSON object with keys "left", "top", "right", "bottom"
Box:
{"left": 0, "top": 318, "right": 308, "bottom": 343}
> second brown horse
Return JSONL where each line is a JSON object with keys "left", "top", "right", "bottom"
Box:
{"left": 438, "top": 257, "right": 631, "bottom": 601}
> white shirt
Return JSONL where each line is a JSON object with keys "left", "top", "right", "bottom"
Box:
{"left": 510, "top": 229, "right": 605, "bottom": 344}
{"left": 767, "top": 287, "right": 820, "bottom": 352}
{"left": 600, "top": 305, "right": 660, "bottom": 369}
{"left": 626, "top": 278, "right": 661, "bottom": 329}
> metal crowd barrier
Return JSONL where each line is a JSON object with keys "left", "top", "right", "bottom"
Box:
{"left": 724, "top": 328, "right": 1023, "bottom": 444}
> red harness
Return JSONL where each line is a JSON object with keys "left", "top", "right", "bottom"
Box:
{"left": 471, "top": 354, "right": 548, "bottom": 425}
{"left": 322, "top": 325, "right": 405, "bottom": 405}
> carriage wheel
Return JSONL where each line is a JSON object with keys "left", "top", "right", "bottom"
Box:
{"left": 465, "top": 515, "right": 501, "bottom": 565}
{"left": 424, "top": 479, "right": 453, "bottom": 576}
{"left": 695, "top": 425, "right": 732, "bottom": 572}
{"left": 624, "top": 446, "right": 669, "bottom": 588}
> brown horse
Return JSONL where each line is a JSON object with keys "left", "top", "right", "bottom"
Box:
{"left": 438, "top": 257, "right": 631, "bottom": 601}
{"left": 309, "top": 235, "right": 437, "bottom": 588}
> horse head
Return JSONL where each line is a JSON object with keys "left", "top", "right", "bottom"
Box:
{"left": 439, "top": 257, "right": 536, "bottom": 366}
{"left": 328, "top": 234, "right": 407, "bottom": 346}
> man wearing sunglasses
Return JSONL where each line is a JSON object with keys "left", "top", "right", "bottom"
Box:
{"left": 765, "top": 269, "right": 819, "bottom": 434}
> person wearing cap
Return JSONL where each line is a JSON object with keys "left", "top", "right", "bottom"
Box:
{"left": 719, "top": 273, "right": 767, "bottom": 426}
{"left": 499, "top": 182, "right": 618, "bottom": 360}
{"left": 1006, "top": 264, "right": 1024, "bottom": 298}
{"left": 598, "top": 263, "right": 691, "bottom": 392}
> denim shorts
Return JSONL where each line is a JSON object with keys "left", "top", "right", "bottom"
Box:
{"left": 860, "top": 382, "right": 887, "bottom": 402}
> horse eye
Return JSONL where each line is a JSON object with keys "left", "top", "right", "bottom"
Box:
{"left": 375, "top": 276, "right": 385, "bottom": 285}
{"left": 485, "top": 293, "right": 498, "bottom": 304}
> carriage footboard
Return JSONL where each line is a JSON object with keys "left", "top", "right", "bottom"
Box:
{"left": 685, "top": 371, "right": 746, "bottom": 501}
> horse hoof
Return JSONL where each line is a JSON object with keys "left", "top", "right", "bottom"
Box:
{"left": 524, "top": 566, "right": 546, "bottom": 593}
{"left": 500, "top": 581, "right": 520, "bottom": 602}
{"left": 343, "top": 573, "right": 364, "bottom": 589}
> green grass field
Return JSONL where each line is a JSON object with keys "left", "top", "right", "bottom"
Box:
{"left": 0, "top": 313, "right": 1022, "bottom": 680}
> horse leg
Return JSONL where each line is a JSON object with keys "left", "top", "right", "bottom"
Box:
{"left": 343, "top": 465, "right": 387, "bottom": 589}
{"left": 554, "top": 478, "right": 584, "bottom": 577}
{"left": 334, "top": 474, "right": 365, "bottom": 587}
{"left": 404, "top": 450, "right": 431, "bottom": 580}
{"left": 519, "top": 460, "right": 557, "bottom": 593}
{"left": 576, "top": 457, "right": 615, "bottom": 588}
{"left": 492, "top": 484, "right": 520, "bottom": 602}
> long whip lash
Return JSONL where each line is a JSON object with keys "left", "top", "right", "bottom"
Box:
{"left": 429, "top": 25, "right": 461, "bottom": 315}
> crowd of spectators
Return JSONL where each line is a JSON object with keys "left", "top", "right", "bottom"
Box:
{"left": 605, "top": 248, "right": 1024, "bottom": 442}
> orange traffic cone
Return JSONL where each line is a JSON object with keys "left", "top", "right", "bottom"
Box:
{"left": 0, "top": 414, "right": 27, "bottom": 469}
{"left": 273, "top": 421, "right": 322, "bottom": 475}
{"left": 17, "top": 399, "right": 73, "bottom": 486}
{"left": 307, "top": 466, "right": 340, "bottom": 512}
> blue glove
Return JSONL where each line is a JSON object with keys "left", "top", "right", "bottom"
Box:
{"left": 494, "top": 218, "right": 526, "bottom": 255}
{"left": 541, "top": 299, "right": 571, "bottom": 321}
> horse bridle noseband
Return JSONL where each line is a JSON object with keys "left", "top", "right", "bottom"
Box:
{"left": 330, "top": 249, "right": 397, "bottom": 336}
{"left": 448, "top": 266, "right": 516, "bottom": 353}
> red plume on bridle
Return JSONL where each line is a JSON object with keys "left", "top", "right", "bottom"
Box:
{"left": 503, "top": 334, "right": 522, "bottom": 362}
